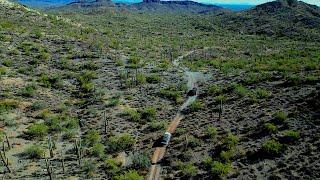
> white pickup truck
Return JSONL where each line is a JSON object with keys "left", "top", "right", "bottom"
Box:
{"left": 161, "top": 132, "right": 172, "bottom": 146}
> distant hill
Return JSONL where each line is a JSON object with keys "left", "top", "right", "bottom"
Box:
{"left": 218, "top": 0, "right": 320, "bottom": 40}
{"left": 127, "top": 1, "right": 223, "bottom": 14}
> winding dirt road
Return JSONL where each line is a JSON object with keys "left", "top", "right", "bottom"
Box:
{"left": 148, "top": 50, "right": 204, "bottom": 180}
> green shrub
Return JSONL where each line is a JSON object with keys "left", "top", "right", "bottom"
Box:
{"left": 122, "top": 108, "right": 141, "bottom": 122}
{"left": 107, "top": 134, "right": 135, "bottom": 153}
{"left": 264, "top": 123, "right": 277, "bottom": 133}
{"left": 30, "top": 101, "right": 46, "bottom": 111}
{"left": 189, "top": 100, "right": 203, "bottom": 112}
{"left": 283, "top": 130, "right": 300, "bottom": 142}
{"left": 214, "top": 95, "right": 227, "bottom": 103}
{"left": 0, "top": 113, "right": 17, "bottom": 127}
{"left": 26, "top": 123, "right": 49, "bottom": 138}
{"left": 177, "top": 161, "right": 199, "bottom": 177}
{"left": 2, "top": 59, "right": 13, "bottom": 67}
{"left": 261, "top": 139, "right": 284, "bottom": 156}
{"left": 274, "top": 110, "right": 287, "bottom": 123}
{"left": 63, "top": 130, "right": 77, "bottom": 140}
{"left": 0, "top": 99, "right": 19, "bottom": 112}
{"left": 211, "top": 161, "right": 232, "bottom": 177}
{"left": 188, "top": 136, "right": 202, "bottom": 148}
{"left": 252, "top": 88, "right": 270, "bottom": 99}
{"left": 141, "top": 107, "right": 156, "bottom": 121}
{"left": 220, "top": 149, "right": 235, "bottom": 162}
{"left": 105, "top": 158, "right": 121, "bottom": 175}
{"left": 24, "top": 145, "right": 45, "bottom": 159}
{"left": 204, "top": 125, "right": 217, "bottom": 139}
{"left": 18, "top": 84, "right": 37, "bottom": 97}
{"left": 85, "top": 130, "right": 101, "bottom": 147}
{"left": 84, "top": 160, "right": 97, "bottom": 177}
{"left": 146, "top": 74, "right": 161, "bottom": 83}
{"left": 222, "top": 133, "right": 239, "bottom": 150}
{"left": 38, "top": 73, "right": 62, "bottom": 88}
{"left": 149, "top": 120, "right": 166, "bottom": 131}
{"left": 233, "top": 84, "right": 248, "bottom": 97}
{"left": 136, "top": 73, "right": 146, "bottom": 84}
{"left": 91, "top": 143, "right": 105, "bottom": 158}
{"left": 131, "top": 152, "right": 151, "bottom": 170}
{"left": 159, "top": 88, "right": 182, "bottom": 103}
{"left": 116, "top": 170, "right": 143, "bottom": 180}
{"left": 0, "top": 66, "right": 7, "bottom": 76}
{"left": 208, "top": 85, "right": 222, "bottom": 95}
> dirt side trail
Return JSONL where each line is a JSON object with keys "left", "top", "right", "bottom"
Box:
{"left": 148, "top": 49, "right": 206, "bottom": 180}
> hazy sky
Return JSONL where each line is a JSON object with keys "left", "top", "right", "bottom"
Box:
{"left": 197, "top": 0, "right": 320, "bottom": 5}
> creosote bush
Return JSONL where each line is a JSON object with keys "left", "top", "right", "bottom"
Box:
{"left": 107, "top": 134, "right": 135, "bottom": 153}
{"left": 24, "top": 145, "right": 45, "bottom": 159}
{"left": 204, "top": 125, "right": 217, "bottom": 139}
{"left": 211, "top": 161, "right": 232, "bottom": 177}
{"left": 26, "top": 123, "right": 49, "bottom": 138}
{"left": 131, "top": 152, "right": 151, "bottom": 170}
{"left": 222, "top": 133, "right": 239, "bottom": 150}
{"left": 177, "top": 161, "right": 199, "bottom": 177}
{"left": 116, "top": 170, "right": 143, "bottom": 180}
{"left": 274, "top": 110, "right": 288, "bottom": 123}
{"left": 264, "top": 123, "right": 277, "bottom": 133}
{"left": 261, "top": 139, "right": 284, "bottom": 156}
{"left": 91, "top": 143, "right": 105, "bottom": 158}
{"left": 85, "top": 130, "right": 101, "bottom": 147}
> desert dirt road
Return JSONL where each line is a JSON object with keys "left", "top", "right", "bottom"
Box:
{"left": 148, "top": 49, "right": 205, "bottom": 180}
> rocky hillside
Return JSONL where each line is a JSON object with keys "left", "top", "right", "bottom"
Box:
{"left": 218, "top": 0, "right": 320, "bottom": 40}
{"left": 127, "top": 1, "right": 223, "bottom": 14}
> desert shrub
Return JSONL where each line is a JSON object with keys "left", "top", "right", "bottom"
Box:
{"left": 211, "top": 161, "right": 232, "bottom": 177}
{"left": 18, "top": 84, "right": 37, "bottom": 97}
{"left": 261, "top": 139, "right": 284, "bottom": 156}
{"left": 84, "top": 160, "right": 97, "bottom": 177}
{"left": 105, "top": 158, "right": 121, "bottom": 176}
{"left": 264, "top": 123, "right": 277, "bottom": 133}
{"left": 131, "top": 152, "right": 151, "bottom": 170}
{"left": 159, "top": 88, "right": 182, "bottom": 103}
{"left": 204, "top": 125, "right": 217, "bottom": 139}
{"left": 177, "top": 161, "right": 199, "bottom": 177}
{"left": 91, "top": 143, "right": 105, "bottom": 158}
{"left": 122, "top": 108, "right": 141, "bottom": 122}
{"left": 65, "top": 118, "right": 79, "bottom": 129}
{"left": 220, "top": 149, "right": 235, "bottom": 162}
{"left": 233, "top": 83, "right": 248, "bottom": 97}
{"left": 0, "top": 66, "right": 7, "bottom": 76}
{"left": 146, "top": 74, "right": 161, "bottom": 83}
{"left": 24, "top": 145, "right": 45, "bottom": 159}
{"left": 0, "top": 99, "right": 19, "bottom": 113}
{"left": 175, "top": 128, "right": 187, "bottom": 136}
{"left": 106, "top": 98, "right": 120, "bottom": 107}
{"left": 0, "top": 113, "right": 17, "bottom": 127}
{"left": 38, "top": 73, "right": 62, "bottom": 88}
{"left": 30, "top": 101, "right": 46, "bottom": 111}
{"left": 115, "top": 59, "right": 124, "bottom": 67}
{"left": 141, "top": 107, "right": 156, "bottom": 121}
{"left": 252, "top": 88, "right": 270, "bottom": 99}
{"left": 282, "top": 130, "right": 300, "bottom": 143}
{"left": 179, "top": 149, "right": 193, "bottom": 162}
{"left": 188, "top": 136, "right": 202, "bottom": 148}
{"left": 136, "top": 73, "right": 146, "bottom": 84}
{"left": 149, "top": 120, "right": 166, "bottom": 131}
{"left": 84, "top": 130, "right": 101, "bottom": 147}
{"left": 208, "top": 84, "right": 222, "bottom": 95}
{"left": 26, "top": 123, "right": 48, "bottom": 138}
{"left": 63, "top": 129, "right": 77, "bottom": 140}
{"left": 45, "top": 115, "right": 64, "bottom": 132}
{"left": 202, "top": 156, "right": 213, "bottom": 168}
{"left": 107, "top": 134, "right": 135, "bottom": 153}
{"left": 116, "top": 170, "right": 143, "bottom": 180}
{"left": 214, "top": 95, "right": 227, "bottom": 103}
{"left": 274, "top": 110, "right": 288, "bottom": 123}
{"left": 2, "top": 59, "right": 13, "bottom": 67}
{"left": 222, "top": 133, "right": 239, "bottom": 150}
{"left": 189, "top": 100, "right": 203, "bottom": 112}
